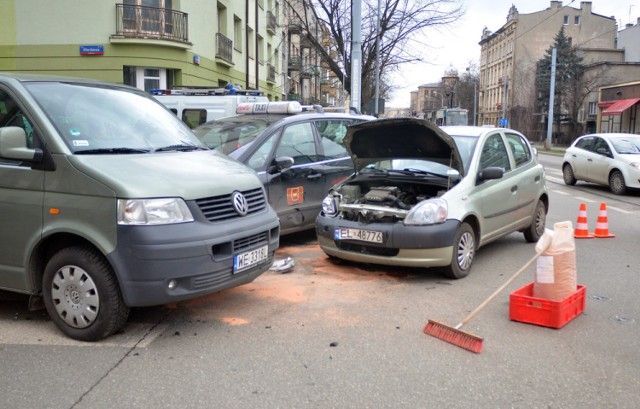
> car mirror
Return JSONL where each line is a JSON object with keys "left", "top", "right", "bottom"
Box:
{"left": 267, "top": 156, "right": 294, "bottom": 174}
{"left": 477, "top": 166, "right": 503, "bottom": 183}
{"left": 596, "top": 147, "right": 611, "bottom": 156}
{"left": 0, "top": 126, "right": 42, "bottom": 162}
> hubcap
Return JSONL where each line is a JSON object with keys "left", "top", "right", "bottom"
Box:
{"left": 535, "top": 205, "right": 546, "bottom": 235}
{"left": 457, "top": 231, "right": 475, "bottom": 270}
{"left": 51, "top": 265, "right": 99, "bottom": 329}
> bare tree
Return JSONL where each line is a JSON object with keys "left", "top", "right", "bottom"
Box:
{"left": 289, "top": 0, "right": 464, "bottom": 110}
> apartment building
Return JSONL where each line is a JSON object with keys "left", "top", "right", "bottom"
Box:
{"left": 478, "top": 1, "right": 616, "bottom": 137}
{"left": 0, "top": 0, "right": 286, "bottom": 100}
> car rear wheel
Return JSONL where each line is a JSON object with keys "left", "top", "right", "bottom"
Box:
{"left": 441, "top": 222, "right": 475, "bottom": 279}
{"left": 524, "top": 200, "right": 546, "bottom": 243}
{"left": 42, "top": 246, "right": 129, "bottom": 341}
{"left": 609, "top": 170, "right": 627, "bottom": 195}
{"left": 563, "top": 164, "right": 577, "bottom": 185}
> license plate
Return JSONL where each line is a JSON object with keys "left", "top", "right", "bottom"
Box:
{"left": 334, "top": 228, "right": 383, "bottom": 244}
{"left": 233, "top": 245, "right": 268, "bottom": 273}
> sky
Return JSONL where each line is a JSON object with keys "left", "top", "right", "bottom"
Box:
{"left": 387, "top": 0, "right": 639, "bottom": 107}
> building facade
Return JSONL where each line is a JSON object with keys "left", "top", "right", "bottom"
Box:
{"left": 0, "top": 0, "right": 287, "bottom": 100}
{"left": 478, "top": 1, "right": 617, "bottom": 138}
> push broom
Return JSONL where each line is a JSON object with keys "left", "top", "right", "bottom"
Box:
{"left": 424, "top": 253, "right": 539, "bottom": 353}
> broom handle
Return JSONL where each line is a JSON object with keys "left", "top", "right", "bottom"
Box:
{"left": 455, "top": 253, "right": 539, "bottom": 329}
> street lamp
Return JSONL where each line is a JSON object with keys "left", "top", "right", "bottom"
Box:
{"left": 441, "top": 65, "right": 459, "bottom": 108}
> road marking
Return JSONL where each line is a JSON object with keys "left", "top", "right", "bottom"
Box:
{"left": 0, "top": 320, "right": 167, "bottom": 348}
{"left": 606, "top": 205, "right": 633, "bottom": 214}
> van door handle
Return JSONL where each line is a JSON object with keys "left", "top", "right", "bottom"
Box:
{"left": 307, "top": 173, "right": 322, "bottom": 180}
{"left": 511, "top": 185, "right": 518, "bottom": 193}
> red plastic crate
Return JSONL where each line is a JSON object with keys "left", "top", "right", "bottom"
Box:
{"left": 509, "top": 283, "right": 586, "bottom": 329}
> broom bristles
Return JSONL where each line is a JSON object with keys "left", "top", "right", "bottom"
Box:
{"left": 423, "top": 320, "right": 484, "bottom": 353}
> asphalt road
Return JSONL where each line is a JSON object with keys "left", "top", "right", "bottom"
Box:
{"left": 1, "top": 153, "right": 638, "bottom": 408}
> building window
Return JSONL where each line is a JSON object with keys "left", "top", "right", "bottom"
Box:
{"left": 126, "top": 67, "right": 167, "bottom": 92}
{"left": 574, "top": 15, "right": 580, "bottom": 25}
{"left": 248, "top": 27, "right": 255, "bottom": 59}
{"left": 234, "top": 16, "right": 242, "bottom": 52}
{"left": 588, "top": 101, "right": 598, "bottom": 115}
{"left": 563, "top": 15, "right": 569, "bottom": 25}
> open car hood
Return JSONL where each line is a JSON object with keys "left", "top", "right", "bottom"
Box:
{"left": 344, "top": 118, "right": 464, "bottom": 176}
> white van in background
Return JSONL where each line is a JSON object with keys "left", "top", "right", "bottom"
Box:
{"left": 152, "top": 86, "right": 270, "bottom": 128}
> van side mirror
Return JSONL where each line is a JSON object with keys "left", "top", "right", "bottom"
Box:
{"left": 477, "top": 166, "right": 504, "bottom": 183}
{"left": 0, "top": 126, "right": 42, "bottom": 162}
{"left": 267, "top": 156, "right": 294, "bottom": 174}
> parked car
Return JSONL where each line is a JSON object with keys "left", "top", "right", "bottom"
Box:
{"left": 0, "top": 73, "right": 279, "bottom": 341}
{"left": 562, "top": 133, "right": 640, "bottom": 195}
{"left": 193, "top": 101, "right": 376, "bottom": 234}
{"left": 315, "top": 119, "right": 549, "bottom": 279}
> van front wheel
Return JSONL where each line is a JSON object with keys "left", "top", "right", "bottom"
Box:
{"left": 42, "top": 246, "right": 129, "bottom": 342}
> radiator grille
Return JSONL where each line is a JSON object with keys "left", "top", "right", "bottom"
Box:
{"left": 196, "top": 188, "right": 266, "bottom": 222}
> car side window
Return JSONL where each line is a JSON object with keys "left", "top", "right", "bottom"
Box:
{"left": 275, "top": 122, "right": 317, "bottom": 165}
{"left": 479, "top": 134, "right": 511, "bottom": 172}
{"left": 0, "top": 89, "right": 37, "bottom": 166}
{"left": 575, "top": 136, "right": 593, "bottom": 151}
{"left": 247, "top": 131, "right": 277, "bottom": 170}
{"left": 315, "top": 119, "right": 350, "bottom": 160}
{"left": 592, "top": 137, "right": 610, "bottom": 155}
{"left": 505, "top": 133, "right": 531, "bottom": 168}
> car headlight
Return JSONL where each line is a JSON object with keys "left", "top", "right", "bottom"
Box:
{"left": 322, "top": 195, "right": 337, "bottom": 216}
{"left": 117, "top": 198, "right": 194, "bottom": 225}
{"left": 404, "top": 198, "right": 448, "bottom": 226}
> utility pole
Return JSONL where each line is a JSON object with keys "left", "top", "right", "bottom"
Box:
{"left": 350, "top": 0, "right": 362, "bottom": 112}
{"left": 373, "top": 0, "right": 381, "bottom": 116}
{"left": 546, "top": 48, "right": 557, "bottom": 149}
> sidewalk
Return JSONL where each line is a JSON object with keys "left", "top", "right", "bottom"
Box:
{"left": 533, "top": 142, "right": 567, "bottom": 156}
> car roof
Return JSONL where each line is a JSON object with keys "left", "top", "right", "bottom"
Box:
{"left": 203, "top": 111, "right": 376, "bottom": 127}
{"left": 579, "top": 133, "right": 639, "bottom": 139}
{"left": 441, "top": 125, "right": 512, "bottom": 138}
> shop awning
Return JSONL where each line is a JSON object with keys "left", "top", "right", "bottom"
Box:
{"left": 601, "top": 98, "right": 640, "bottom": 116}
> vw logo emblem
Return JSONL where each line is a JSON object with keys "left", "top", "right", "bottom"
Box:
{"left": 232, "top": 191, "right": 249, "bottom": 216}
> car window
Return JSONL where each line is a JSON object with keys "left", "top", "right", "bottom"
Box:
{"left": 182, "top": 109, "right": 207, "bottom": 129}
{"left": 479, "top": 133, "right": 511, "bottom": 171}
{"left": 0, "top": 89, "right": 38, "bottom": 166}
{"left": 592, "top": 137, "right": 610, "bottom": 155}
{"left": 315, "top": 119, "right": 351, "bottom": 160}
{"left": 275, "top": 122, "right": 317, "bottom": 165}
{"left": 194, "top": 118, "right": 275, "bottom": 155}
{"left": 247, "top": 131, "right": 277, "bottom": 170}
{"left": 611, "top": 137, "right": 640, "bottom": 154}
{"left": 505, "top": 132, "right": 531, "bottom": 168}
{"left": 575, "top": 136, "right": 594, "bottom": 151}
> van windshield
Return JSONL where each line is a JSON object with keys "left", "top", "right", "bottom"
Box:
{"left": 25, "top": 82, "right": 207, "bottom": 153}
{"left": 193, "top": 116, "right": 282, "bottom": 155}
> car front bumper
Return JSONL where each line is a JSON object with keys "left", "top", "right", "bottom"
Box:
{"left": 315, "top": 216, "right": 460, "bottom": 268}
{"left": 107, "top": 211, "right": 280, "bottom": 307}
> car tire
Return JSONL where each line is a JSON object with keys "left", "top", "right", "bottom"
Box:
{"left": 441, "top": 222, "right": 475, "bottom": 279}
{"left": 42, "top": 246, "right": 129, "bottom": 342}
{"left": 609, "top": 170, "right": 627, "bottom": 195}
{"left": 523, "top": 200, "right": 547, "bottom": 243}
{"left": 563, "top": 164, "right": 577, "bottom": 185}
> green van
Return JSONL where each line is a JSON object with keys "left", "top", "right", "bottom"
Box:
{"left": 0, "top": 73, "right": 280, "bottom": 341}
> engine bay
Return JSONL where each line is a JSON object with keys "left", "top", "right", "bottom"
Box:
{"left": 331, "top": 180, "right": 449, "bottom": 223}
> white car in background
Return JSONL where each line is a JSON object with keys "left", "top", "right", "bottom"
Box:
{"left": 562, "top": 133, "right": 640, "bottom": 195}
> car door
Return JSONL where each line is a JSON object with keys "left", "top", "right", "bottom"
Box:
{"left": 0, "top": 88, "right": 45, "bottom": 291}
{"left": 588, "top": 136, "right": 614, "bottom": 185}
{"left": 504, "top": 131, "right": 544, "bottom": 225}
{"left": 262, "top": 121, "right": 324, "bottom": 233}
{"left": 475, "top": 132, "right": 518, "bottom": 243}
{"left": 568, "top": 136, "right": 595, "bottom": 180}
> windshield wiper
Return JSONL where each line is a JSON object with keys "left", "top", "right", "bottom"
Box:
{"left": 401, "top": 168, "right": 449, "bottom": 179}
{"left": 154, "top": 144, "right": 208, "bottom": 152}
{"left": 75, "top": 147, "right": 150, "bottom": 155}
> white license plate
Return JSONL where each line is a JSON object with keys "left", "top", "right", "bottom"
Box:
{"left": 334, "top": 228, "right": 383, "bottom": 244}
{"left": 233, "top": 245, "right": 268, "bottom": 273}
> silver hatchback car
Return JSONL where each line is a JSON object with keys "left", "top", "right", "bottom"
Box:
{"left": 315, "top": 119, "right": 549, "bottom": 279}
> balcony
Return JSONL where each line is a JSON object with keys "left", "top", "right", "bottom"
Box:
{"left": 267, "top": 11, "right": 277, "bottom": 34}
{"left": 216, "top": 33, "right": 233, "bottom": 64}
{"left": 113, "top": 4, "right": 189, "bottom": 44}
{"left": 288, "top": 55, "right": 302, "bottom": 71}
{"left": 267, "top": 64, "right": 276, "bottom": 83}
{"left": 288, "top": 19, "right": 302, "bottom": 34}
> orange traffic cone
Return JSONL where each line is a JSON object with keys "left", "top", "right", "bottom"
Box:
{"left": 594, "top": 202, "right": 615, "bottom": 238}
{"left": 574, "top": 202, "right": 595, "bottom": 238}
